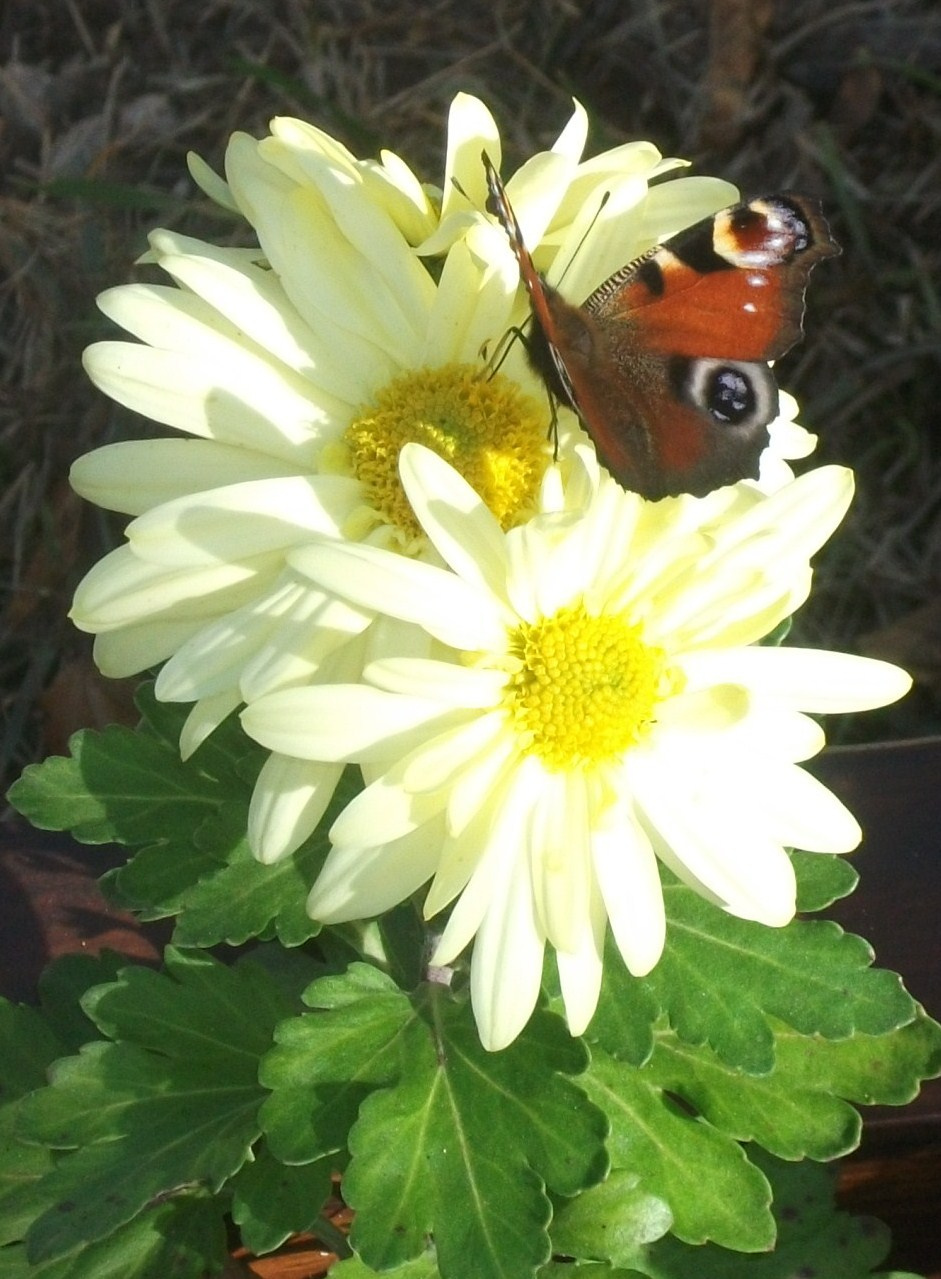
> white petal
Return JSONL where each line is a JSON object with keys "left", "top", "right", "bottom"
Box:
{"left": 751, "top": 764, "right": 862, "bottom": 854}
{"left": 632, "top": 756, "right": 796, "bottom": 927}
{"left": 307, "top": 822, "right": 442, "bottom": 923}
{"left": 424, "top": 787, "right": 505, "bottom": 917}
{"left": 440, "top": 93, "right": 501, "bottom": 222}
{"left": 591, "top": 795, "right": 666, "bottom": 977}
{"left": 82, "top": 341, "right": 333, "bottom": 463}
{"left": 679, "top": 647, "right": 912, "bottom": 713}
{"left": 330, "top": 767, "right": 441, "bottom": 861}
{"left": 399, "top": 444, "right": 509, "bottom": 597}
{"left": 70, "top": 440, "right": 299, "bottom": 517}
{"left": 71, "top": 544, "right": 280, "bottom": 632}
{"left": 367, "top": 658, "right": 506, "bottom": 708}
{"left": 431, "top": 761, "right": 534, "bottom": 965}
{"left": 91, "top": 619, "right": 204, "bottom": 678}
{"left": 249, "top": 753, "right": 345, "bottom": 863}
{"left": 156, "top": 250, "right": 372, "bottom": 406}
{"left": 157, "top": 577, "right": 368, "bottom": 703}
{"left": 241, "top": 685, "right": 460, "bottom": 763}
{"left": 529, "top": 770, "right": 591, "bottom": 953}
{"left": 179, "top": 689, "right": 241, "bottom": 758}
{"left": 126, "top": 476, "right": 360, "bottom": 568}
{"left": 288, "top": 540, "right": 507, "bottom": 652}
{"left": 470, "top": 830, "right": 545, "bottom": 1051}
{"left": 556, "top": 886, "right": 606, "bottom": 1037}
{"left": 400, "top": 711, "right": 508, "bottom": 796}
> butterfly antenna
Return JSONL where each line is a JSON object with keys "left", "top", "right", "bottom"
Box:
{"left": 553, "top": 189, "right": 611, "bottom": 288}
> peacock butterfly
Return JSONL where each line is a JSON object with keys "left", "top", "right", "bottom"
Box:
{"left": 483, "top": 151, "right": 839, "bottom": 500}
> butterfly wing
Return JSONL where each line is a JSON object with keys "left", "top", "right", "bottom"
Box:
{"left": 483, "top": 152, "right": 839, "bottom": 500}
{"left": 565, "top": 196, "right": 839, "bottom": 498}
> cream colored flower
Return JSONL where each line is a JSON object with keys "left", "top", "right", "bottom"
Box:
{"left": 70, "top": 93, "right": 813, "bottom": 863}
{"left": 242, "top": 445, "right": 911, "bottom": 1051}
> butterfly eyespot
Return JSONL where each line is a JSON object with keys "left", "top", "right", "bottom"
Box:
{"left": 671, "top": 356, "right": 777, "bottom": 432}
{"left": 707, "top": 366, "right": 754, "bottom": 423}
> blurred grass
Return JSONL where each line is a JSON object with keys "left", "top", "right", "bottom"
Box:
{"left": 2, "top": 0, "right": 941, "bottom": 794}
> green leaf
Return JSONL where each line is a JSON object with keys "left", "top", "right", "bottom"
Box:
{"left": 0, "top": 1192, "right": 226, "bottom": 1279}
{"left": 36, "top": 953, "right": 135, "bottom": 1055}
{"left": 344, "top": 986, "right": 608, "bottom": 1279}
{"left": 550, "top": 1169, "right": 673, "bottom": 1264}
{"left": 230, "top": 1142, "right": 334, "bottom": 1255}
{"left": 594, "top": 882, "right": 917, "bottom": 1074}
{"left": 642, "top": 1022, "right": 858, "bottom": 1162}
{"left": 260, "top": 964, "right": 414, "bottom": 1164}
{"left": 331, "top": 1254, "right": 441, "bottom": 1279}
{"left": 7, "top": 725, "right": 227, "bottom": 846}
{"left": 17, "top": 950, "right": 290, "bottom": 1263}
{"left": 792, "top": 850, "right": 858, "bottom": 911}
{"left": 170, "top": 824, "right": 325, "bottom": 947}
{"left": 581, "top": 1044, "right": 774, "bottom": 1252}
{"left": 0, "top": 1002, "right": 64, "bottom": 1101}
{"left": 624, "top": 1152, "right": 895, "bottom": 1277}
{"left": 772, "top": 1010, "right": 941, "bottom": 1109}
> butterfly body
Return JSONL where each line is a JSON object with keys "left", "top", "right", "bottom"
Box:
{"left": 484, "top": 153, "right": 839, "bottom": 500}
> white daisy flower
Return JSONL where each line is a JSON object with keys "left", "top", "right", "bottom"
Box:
{"left": 69, "top": 93, "right": 812, "bottom": 863}
{"left": 242, "top": 445, "right": 911, "bottom": 1051}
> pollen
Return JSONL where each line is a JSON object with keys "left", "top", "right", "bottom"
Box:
{"left": 505, "top": 603, "right": 668, "bottom": 770}
{"left": 342, "top": 363, "right": 548, "bottom": 544}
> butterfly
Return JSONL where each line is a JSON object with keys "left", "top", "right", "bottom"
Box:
{"left": 483, "top": 151, "right": 839, "bottom": 500}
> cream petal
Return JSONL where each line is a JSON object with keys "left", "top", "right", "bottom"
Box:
{"left": 237, "top": 177, "right": 424, "bottom": 370}
{"left": 446, "top": 728, "right": 519, "bottom": 838}
{"left": 155, "top": 578, "right": 307, "bottom": 702}
{"left": 470, "top": 835, "right": 546, "bottom": 1051}
{"left": 186, "top": 151, "right": 239, "bottom": 212}
{"left": 288, "top": 539, "right": 508, "bottom": 652}
{"left": 399, "top": 444, "right": 510, "bottom": 598}
{"left": 70, "top": 440, "right": 300, "bottom": 517}
{"left": 431, "top": 761, "right": 535, "bottom": 966}
{"left": 241, "top": 685, "right": 461, "bottom": 763}
{"left": 424, "top": 786, "right": 508, "bottom": 919}
{"left": 440, "top": 93, "right": 501, "bottom": 223}
{"left": 550, "top": 100, "right": 589, "bottom": 162}
{"left": 92, "top": 619, "right": 204, "bottom": 678}
{"left": 367, "top": 658, "right": 506, "bottom": 708}
{"left": 157, "top": 251, "right": 374, "bottom": 406}
{"left": 400, "top": 712, "right": 507, "bottom": 796}
{"left": 655, "top": 695, "right": 826, "bottom": 764}
{"left": 179, "top": 689, "right": 242, "bottom": 758}
{"left": 750, "top": 764, "right": 862, "bottom": 854}
{"left": 498, "top": 149, "right": 580, "bottom": 252}
{"left": 71, "top": 544, "right": 280, "bottom": 631}
{"left": 239, "top": 593, "right": 372, "bottom": 703}
{"left": 248, "top": 752, "right": 345, "bottom": 863}
{"left": 678, "top": 647, "right": 912, "bottom": 713}
{"left": 530, "top": 770, "right": 591, "bottom": 953}
{"left": 294, "top": 158, "right": 437, "bottom": 339}
{"left": 367, "top": 150, "right": 438, "bottom": 244}
{"left": 556, "top": 886, "right": 606, "bottom": 1037}
{"left": 96, "top": 281, "right": 356, "bottom": 426}
{"left": 590, "top": 796, "right": 666, "bottom": 977}
{"left": 307, "top": 822, "right": 442, "bottom": 924}
{"left": 125, "top": 476, "right": 361, "bottom": 567}
{"left": 418, "top": 230, "right": 517, "bottom": 366}
{"left": 330, "top": 760, "right": 446, "bottom": 850}
{"left": 632, "top": 756, "right": 796, "bottom": 927}
{"left": 82, "top": 341, "right": 334, "bottom": 463}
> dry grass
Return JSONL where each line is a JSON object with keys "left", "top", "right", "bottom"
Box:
{"left": 3, "top": 0, "right": 941, "bottom": 792}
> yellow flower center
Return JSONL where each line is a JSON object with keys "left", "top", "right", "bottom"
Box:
{"left": 340, "top": 363, "right": 548, "bottom": 544}
{"left": 505, "top": 603, "right": 667, "bottom": 770}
